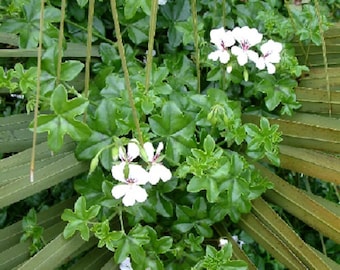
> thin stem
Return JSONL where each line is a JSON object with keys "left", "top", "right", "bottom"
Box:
{"left": 221, "top": 0, "right": 226, "bottom": 90}
{"left": 118, "top": 206, "right": 125, "bottom": 233}
{"left": 110, "top": 0, "right": 143, "bottom": 144}
{"left": 65, "top": 19, "right": 116, "bottom": 45}
{"left": 30, "top": 0, "right": 45, "bottom": 183}
{"left": 314, "top": 0, "right": 331, "bottom": 116}
{"left": 144, "top": 0, "right": 159, "bottom": 93}
{"left": 191, "top": 0, "right": 200, "bottom": 93}
{"left": 222, "top": 0, "right": 226, "bottom": 28}
{"left": 83, "top": 0, "right": 95, "bottom": 121}
{"left": 56, "top": 0, "right": 67, "bottom": 84}
{"left": 284, "top": 0, "right": 309, "bottom": 65}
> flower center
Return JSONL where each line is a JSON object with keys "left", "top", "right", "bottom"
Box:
{"left": 126, "top": 177, "right": 137, "bottom": 184}
{"left": 241, "top": 40, "right": 250, "bottom": 51}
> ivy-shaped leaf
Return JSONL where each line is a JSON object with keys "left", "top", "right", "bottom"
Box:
{"left": 61, "top": 196, "right": 101, "bottom": 241}
{"left": 0, "top": 0, "right": 60, "bottom": 48}
{"left": 31, "top": 84, "right": 91, "bottom": 152}
{"left": 149, "top": 101, "right": 196, "bottom": 163}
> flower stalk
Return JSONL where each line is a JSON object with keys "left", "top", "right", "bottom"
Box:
{"left": 110, "top": 0, "right": 143, "bottom": 144}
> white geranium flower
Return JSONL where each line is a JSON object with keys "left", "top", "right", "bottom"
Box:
{"left": 158, "top": 0, "right": 167, "bottom": 5}
{"left": 111, "top": 163, "right": 149, "bottom": 206}
{"left": 256, "top": 40, "right": 283, "bottom": 74}
{"left": 231, "top": 26, "right": 263, "bottom": 66}
{"left": 120, "top": 257, "right": 133, "bottom": 270}
{"left": 118, "top": 140, "right": 139, "bottom": 162}
{"left": 208, "top": 27, "right": 235, "bottom": 64}
{"left": 219, "top": 238, "right": 229, "bottom": 247}
{"left": 144, "top": 142, "right": 172, "bottom": 185}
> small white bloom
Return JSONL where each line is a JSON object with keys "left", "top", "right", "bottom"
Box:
{"left": 208, "top": 27, "right": 235, "bottom": 64}
{"left": 158, "top": 0, "right": 167, "bottom": 5}
{"left": 144, "top": 142, "right": 172, "bottom": 185}
{"left": 118, "top": 140, "right": 139, "bottom": 162}
{"left": 120, "top": 257, "right": 133, "bottom": 270}
{"left": 219, "top": 238, "right": 229, "bottom": 247}
{"left": 256, "top": 40, "right": 282, "bottom": 74}
{"left": 111, "top": 163, "right": 149, "bottom": 206}
{"left": 232, "top": 235, "right": 245, "bottom": 249}
{"left": 231, "top": 26, "right": 262, "bottom": 66}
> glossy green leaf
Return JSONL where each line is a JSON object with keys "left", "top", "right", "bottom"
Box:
{"left": 32, "top": 85, "right": 91, "bottom": 152}
{"left": 61, "top": 197, "right": 101, "bottom": 241}
{"left": 149, "top": 101, "right": 196, "bottom": 163}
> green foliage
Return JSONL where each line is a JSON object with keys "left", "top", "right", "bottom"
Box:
{"left": 61, "top": 196, "right": 101, "bottom": 241}
{"left": 30, "top": 84, "right": 91, "bottom": 152}
{"left": 193, "top": 243, "right": 248, "bottom": 270}
{"left": 20, "top": 209, "right": 45, "bottom": 256}
{"left": 1, "top": 0, "right": 339, "bottom": 269}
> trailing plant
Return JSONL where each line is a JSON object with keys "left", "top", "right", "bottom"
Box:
{"left": 0, "top": 0, "right": 339, "bottom": 269}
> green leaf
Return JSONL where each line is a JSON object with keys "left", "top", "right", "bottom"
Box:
{"left": 149, "top": 101, "right": 196, "bottom": 163}
{"left": 114, "top": 224, "right": 150, "bottom": 265}
{"left": 127, "top": 17, "right": 149, "bottom": 44}
{"left": 77, "top": 0, "right": 88, "bottom": 7}
{"left": 60, "top": 61, "right": 84, "bottom": 81}
{"left": 61, "top": 196, "right": 101, "bottom": 241}
{"left": 32, "top": 85, "right": 91, "bottom": 151}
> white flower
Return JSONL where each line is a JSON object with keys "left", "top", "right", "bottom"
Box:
{"left": 144, "top": 142, "right": 172, "bottom": 185}
{"left": 256, "top": 40, "right": 282, "bottom": 74}
{"left": 119, "top": 140, "right": 140, "bottom": 162}
{"left": 111, "top": 163, "right": 149, "bottom": 206}
{"left": 120, "top": 257, "right": 133, "bottom": 270}
{"left": 208, "top": 27, "right": 235, "bottom": 64}
{"left": 231, "top": 26, "right": 263, "bottom": 66}
{"left": 219, "top": 238, "right": 229, "bottom": 247}
{"left": 232, "top": 235, "right": 245, "bottom": 249}
{"left": 158, "top": 0, "right": 167, "bottom": 5}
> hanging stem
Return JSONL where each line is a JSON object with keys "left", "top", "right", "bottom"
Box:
{"left": 284, "top": 0, "right": 309, "bottom": 65}
{"left": 314, "top": 0, "right": 331, "bottom": 116}
{"left": 191, "top": 0, "right": 200, "bottom": 93}
{"left": 56, "top": 0, "right": 67, "bottom": 84}
{"left": 83, "top": 0, "right": 95, "bottom": 122}
{"left": 65, "top": 19, "right": 115, "bottom": 45}
{"left": 110, "top": 0, "right": 143, "bottom": 144}
{"left": 221, "top": 0, "right": 226, "bottom": 90}
{"left": 84, "top": 0, "right": 95, "bottom": 100}
{"left": 144, "top": 0, "right": 159, "bottom": 93}
{"left": 30, "top": 0, "right": 45, "bottom": 183}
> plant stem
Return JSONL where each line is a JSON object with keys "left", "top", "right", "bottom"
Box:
{"left": 191, "top": 0, "right": 200, "bottom": 93}
{"left": 56, "top": 0, "right": 66, "bottom": 84}
{"left": 314, "top": 0, "right": 332, "bottom": 116}
{"left": 144, "top": 0, "right": 159, "bottom": 93}
{"left": 65, "top": 19, "right": 116, "bottom": 45}
{"left": 83, "top": 0, "right": 95, "bottom": 121}
{"left": 30, "top": 0, "right": 45, "bottom": 183}
{"left": 110, "top": 0, "right": 143, "bottom": 144}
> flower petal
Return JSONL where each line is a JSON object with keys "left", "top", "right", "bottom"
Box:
{"left": 127, "top": 141, "right": 140, "bottom": 161}
{"left": 156, "top": 142, "right": 164, "bottom": 156}
{"left": 208, "top": 51, "right": 221, "bottom": 61}
{"left": 143, "top": 142, "right": 155, "bottom": 162}
{"left": 210, "top": 27, "right": 226, "bottom": 48}
{"left": 237, "top": 53, "right": 248, "bottom": 66}
{"left": 149, "top": 164, "right": 172, "bottom": 184}
{"left": 247, "top": 50, "right": 259, "bottom": 63}
{"left": 129, "top": 164, "right": 149, "bottom": 185}
{"left": 266, "top": 62, "right": 276, "bottom": 74}
{"left": 111, "top": 163, "right": 126, "bottom": 182}
{"left": 122, "top": 185, "right": 148, "bottom": 206}
{"left": 112, "top": 184, "right": 129, "bottom": 199}
{"left": 219, "top": 51, "right": 231, "bottom": 64}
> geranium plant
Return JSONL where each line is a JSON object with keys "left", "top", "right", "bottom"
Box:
{"left": 3, "top": 0, "right": 336, "bottom": 269}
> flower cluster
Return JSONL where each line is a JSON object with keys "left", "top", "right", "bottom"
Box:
{"left": 111, "top": 140, "right": 172, "bottom": 207}
{"left": 208, "top": 26, "right": 283, "bottom": 74}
